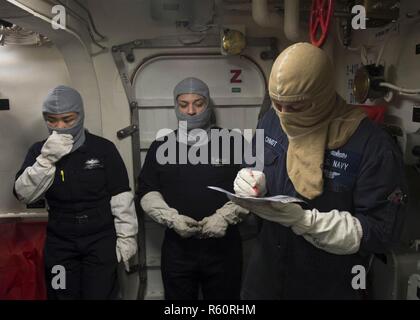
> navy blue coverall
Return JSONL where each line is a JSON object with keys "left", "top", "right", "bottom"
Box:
{"left": 242, "top": 108, "right": 406, "bottom": 300}
{"left": 138, "top": 128, "right": 243, "bottom": 300}
{"left": 14, "top": 131, "right": 130, "bottom": 299}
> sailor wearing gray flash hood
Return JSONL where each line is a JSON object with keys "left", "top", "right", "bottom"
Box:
{"left": 14, "top": 85, "right": 138, "bottom": 300}
{"left": 174, "top": 77, "right": 215, "bottom": 145}
{"left": 139, "top": 77, "right": 249, "bottom": 299}
{"left": 42, "top": 85, "right": 86, "bottom": 152}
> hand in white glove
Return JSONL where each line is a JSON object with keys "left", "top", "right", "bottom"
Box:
{"left": 111, "top": 192, "right": 138, "bottom": 272}
{"left": 172, "top": 215, "right": 201, "bottom": 238}
{"left": 41, "top": 131, "right": 73, "bottom": 163}
{"left": 14, "top": 131, "right": 72, "bottom": 204}
{"left": 116, "top": 236, "right": 137, "bottom": 272}
{"left": 198, "top": 201, "right": 249, "bottom": 239}
{"left": 199, "top": 214, "right": 228, "bottom": 238}
{"left": 234, "top": 168, "right": 267, "bottom": 197}
{"left": 232, "top": 198, "right": 362, "bottom": 255}
{"left": 233, "top": 198, "right": 307, "bottom": 227}
{"left": 140, "top": 191, "right": 201, "bottom": 238}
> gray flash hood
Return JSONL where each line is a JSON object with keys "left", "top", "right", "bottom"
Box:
{"left": 42, "top": 85, "right": 86, "bottom": 152}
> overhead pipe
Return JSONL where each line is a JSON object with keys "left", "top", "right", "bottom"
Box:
{"left": 284, "top": 0, "right": 300, "bottom": 41}
{"left": 251, "top": 0, "right": 300, "bottom": 42}
{"left": 252, "top": 0, "right": 281, "bottom": 28}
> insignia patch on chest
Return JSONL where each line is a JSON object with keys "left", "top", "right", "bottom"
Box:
{"left": 324, "top": 170, "right": 341, "bottom": 179}
{"left": 83, "top": 158, "right": 104, "bottom": 170}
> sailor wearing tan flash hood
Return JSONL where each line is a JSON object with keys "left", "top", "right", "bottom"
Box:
{"left": 233, "top": 43, "right": 407, "bottom": 299}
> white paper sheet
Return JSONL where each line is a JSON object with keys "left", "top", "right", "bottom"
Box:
{"left": 207, "top": 186, "right": 305, "bottom": 204}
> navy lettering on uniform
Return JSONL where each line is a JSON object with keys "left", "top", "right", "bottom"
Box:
{"left": 323, "top": 149, "right": 362, "bottom": 192}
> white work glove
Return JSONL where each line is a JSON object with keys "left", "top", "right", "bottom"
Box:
{"left": 172, "top": 215, "right": 202, "bottom": 238}
{"left": 116, "top": 236, "right": 137, "bottom": 272}
{"left": 200, "top": 214, "right": 227, "bottom": 238}
{"left": 14, "top": 132, "right": 73, "bottom": 204}
{"left": 234, "top": 168, "right": 267, "bottom": 197}
{"left": 111, "top": 192, "right": 138, "bottom": 272}
{"left": 232, "top": 198, "right": 362, "bottom": 255}
{"left": 141, "top": 191, "right": 201, "bottom": 238}
{"left": 199, "top": 201, "right": 249, "bottom": 238}
{"left": 233, "top": 199, "right": 306, "bottom": 227}
{"left": 40, "top": 131, "right": 74, "bottom": 164}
